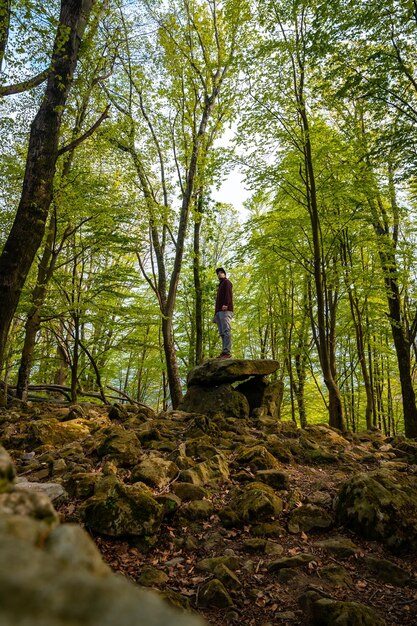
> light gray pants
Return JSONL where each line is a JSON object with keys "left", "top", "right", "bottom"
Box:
{"left": 215, "top": 311, "right": 233, "bottom": 354}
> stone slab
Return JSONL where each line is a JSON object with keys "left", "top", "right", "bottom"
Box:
{"left": 187, "top": 359, "right": 279, "bottom": 387}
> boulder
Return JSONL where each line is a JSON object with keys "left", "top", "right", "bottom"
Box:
{"left": 28, "top": 418, "right": 90, "bottom": 446}
{"left": 179, "top": 454, "right": 229, "bottom": 486}
{"left": 336, "top": 469, "right": 417, "bottom": 552}
{"left": 229, "top": 482, "right": 283, "bottom": 523}
{"left": 0, "top": 487, "right": 59, "bottom": 526}
{"left": 14, "top": 479, "right": 67, "bottom": 503}
{"left": 268, "top": 553, "right": 316, "bottom": 571}
{"left": 300, "top": 591, "right": 385, "bottom": 626}
{"left": 178, "top": 384, "right": 249, "bottom": 418}
{"left": 132, "top": 456, "right": 179, "bottom": 489}
{"left": 0, "top": 446, "right": 15, "bottom": 492}
{"left": 82, "top": 477, "right": 163, "bottom": 537}
{"left": 197, "top": 579, "right": 233, "bottom": 608}
{"left": 187, "top": 359, "right": 279, "bottom": 386}
{"left": 318, "top": 564, "right": 354, "bottom": 588}
{"left": 0, "top": 530, "right": 204, "bottom": 626}
{"left": 363, "top": 555, "right": 411, "bottom": 587}
{"left": 314, "top": 537, "right": 358, "bottom": 559}
{"left": 96, "top": 426, "right": 142, "bottom": 467}
{"left": 234, "top": 445, "right": 279, "bottom": 471}
{"left": 171, "top": 483, "right": 208, "bottom": 501}
{"left": 288, "top": 504, "right": 333, "bottom": 533}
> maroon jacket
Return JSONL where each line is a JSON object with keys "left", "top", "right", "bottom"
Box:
{"left": 215, "top": 278, "right": 233, "bottom": 314}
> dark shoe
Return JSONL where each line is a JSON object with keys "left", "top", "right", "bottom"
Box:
{"left": 218, "top": 353, "right": 231, "bottom": 359}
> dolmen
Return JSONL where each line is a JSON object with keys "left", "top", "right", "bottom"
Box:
{"left": 178, "top": 359, "right": 282, "bottom": 419}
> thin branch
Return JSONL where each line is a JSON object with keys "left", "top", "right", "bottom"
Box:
{"left": 57, "top": 106, "right": 110, "bottom": 156}
{"left": 0, "top": 67, "right": 49, "bottom": 96}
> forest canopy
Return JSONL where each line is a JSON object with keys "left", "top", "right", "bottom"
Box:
{"left": 1, "top": 0, "right": 417, "bottom": 437}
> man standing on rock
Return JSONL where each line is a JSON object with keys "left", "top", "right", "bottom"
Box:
{"left": 213, "top": 267, "right": 233, "bottom": 359}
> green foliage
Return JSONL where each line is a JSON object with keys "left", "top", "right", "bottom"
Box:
{"left": 2, "top": 0, "right": 417, "bottom": 433}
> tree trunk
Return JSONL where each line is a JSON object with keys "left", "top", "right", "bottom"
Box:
{"left": 162, "top": 315, "right": 183, "bottom": 409}
{"left": 71, "top": 315, "right": 80, "bottom": 403}
{"left": 300, "top": 103, "right": 345, "bottom": 432}
{"left": 371, "top": 201, "right": 417, "bottom": 437}
{"left": 388, "top": 292, "right": 417, "bottom": 437}
{"left": 0, "top": 0, "right": 94, "bottom": 370}
{"left": 16, "top": 214, "right": 58, "bottom": 399}
{"left": 193, "top": 194, "right": 204, "bottom": 365}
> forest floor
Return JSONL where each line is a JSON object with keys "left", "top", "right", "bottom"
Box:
{"left": 2, "top": 402, "right": 417, "bottom": 626}
{"left": 58, "top": 417, "right": 417, "bottom": 625}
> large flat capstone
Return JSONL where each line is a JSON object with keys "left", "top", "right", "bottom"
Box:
{"left": 187, "top": 359, "right": 279, "bottom": 387}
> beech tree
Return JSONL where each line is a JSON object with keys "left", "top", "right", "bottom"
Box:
{"left": 0, "top": 0, "right": 96, "bottom": 377}
{"left": 107, "top": 0, "right": 247, "bottom": 407}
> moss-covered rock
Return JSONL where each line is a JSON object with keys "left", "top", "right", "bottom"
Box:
{"left": 44, "top": 524, "right": 110, "bottom": 576}
{"left": 255, "top": 469, "right": 289, "bottom": 489}
{"left": 230, "top": 482, "right": 282, "bottom": 523}
{"left": 233, "top": 445, "right": 279, "bottom": 471}
{"left": 131, "top": 456, "right": 179, "bottom": 489}
{"left": 138, "top": 565, "right": 169, "bottom": 587}
{"left": 196, "top": 555, "right": 240, "bottom": 574}
{"left": 336, "top": 469, "right": 417, "bottom": 552}
{"left": 108, "top": 403, "right": 129, "bottom": 421}
{"left": 314, "top": 537, "right": 358, "bottom": 559}
{"left": 65, "top": 472, "right": 98, "bottom": 499}
{"left": 0, "top": 488, "right": 59, "bottom": 526}
{"left": 0, "top": 527, "right": 204, "bottom": 626}
{"left": 0, "top": 446, "right": 15, "bottom": 492}
{"left": 300, "top": 591, "right": 385, "bottom": 626}
{"left": 264, "top": 436, "right": 294, "bottom": 463}
{"left": 96, "top": 426, "right": 141, "bottom": 467}
{"left": 82, "top": 477, "right": 163, "bottom": 537}
{"left": 187, "top": 359, "right": 279, "bottom": 386}
{"left": 213, "top": 563, "right": 241, "bottom": 589}
{"left": 251, "top": 521, "right": 286, "bottom": 537}
{"left": 181, "top": 499, "right": 213, "bottom": 521}
{"left": 171, "top": 483, "right": 208, "bottom": 501}
{"left": 235, "top": 378, "right": 283, "bottom": 419}
{"left": 185, "top": 438, "right": 220, "bottom": 460}
{"left": 268, "top": 553, "right": 316, "bottom": 572}
{"left": 179, "top": 454, "right": 229, "bottom": 485}
{"left": 288, "top": 504, "right": 333, "bottom": 533}
{"left": 28, "top": 418, "right": 90, "bottom": 447}
{"left": 197, "top": 579, "right": 233, "bottom": 608}
{"left": 363, "top": 555, "right": 411, "bottom": 587}
{"left": 318, "top": 564, "right": 354, "bottom": 588}
{"left": 62, "top": 404, "right": 85, "bottom": 422}
{"left": 178, "top": 384, "right": 249, "bottom": 418}
{"left": 155, "top": 493, "right": 181, "bottom": 517}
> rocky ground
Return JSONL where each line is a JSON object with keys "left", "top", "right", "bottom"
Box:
{"left": 1, "top": 397, "right": 417, "bottom": 625}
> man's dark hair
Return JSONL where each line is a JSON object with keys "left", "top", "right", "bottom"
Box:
{"left": 216, "top": 267, "right": 226, "bottom": 275}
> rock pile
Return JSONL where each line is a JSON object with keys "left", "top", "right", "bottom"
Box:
{"left": 0, "top": 445, "right": 203, "bottom": 626}
{"left": 0, "top": 378, "right": 417, "bottom": 625}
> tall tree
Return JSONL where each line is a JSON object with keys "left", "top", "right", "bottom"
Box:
{"left": 0, "top": 0, "right": 95, "bottom": 376}
{"left": 110, "top": 0, "right": 246, "bottom": 406}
